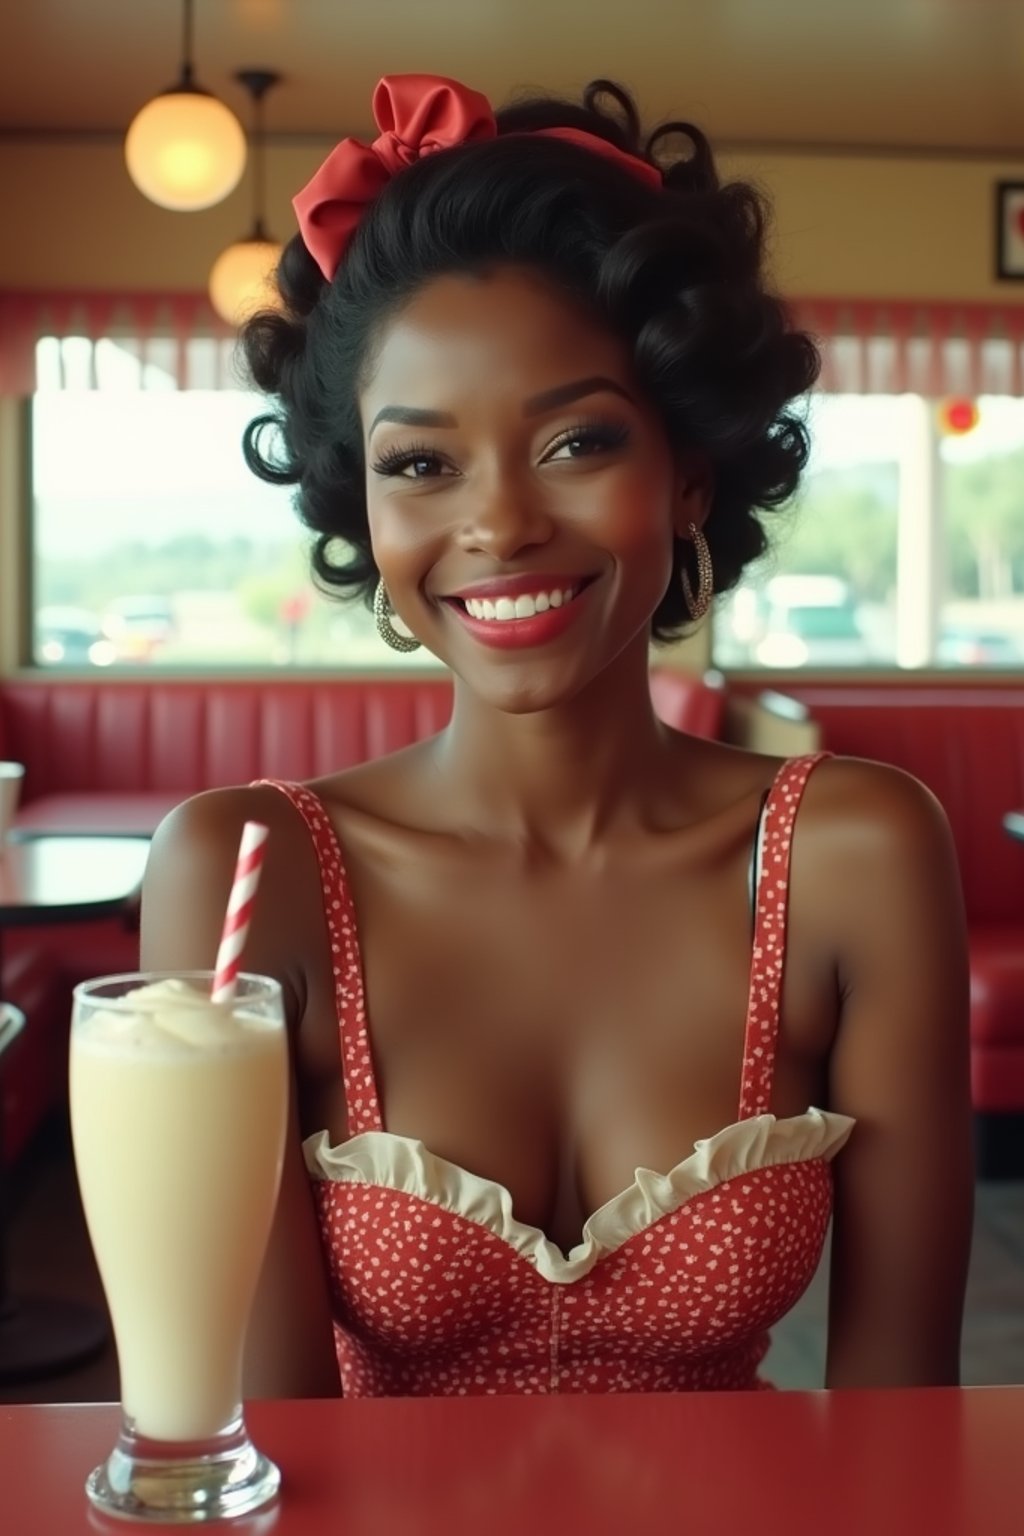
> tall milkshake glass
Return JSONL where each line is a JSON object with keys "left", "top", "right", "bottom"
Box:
{"left": 70, "top": 970, "right": 288, "bottom": 1522}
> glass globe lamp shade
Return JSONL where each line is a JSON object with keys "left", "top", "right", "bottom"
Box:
{"left": 209, "top": 237, "right": 283, "bottom": 326}
{"left": 125, "top": 90, "right": 247, "bottom": 211}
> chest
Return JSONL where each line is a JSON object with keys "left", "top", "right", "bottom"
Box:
{"left": 297, "top": 824, "right": 836, "bottom": 1254}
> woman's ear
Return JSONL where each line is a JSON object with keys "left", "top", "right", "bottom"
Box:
{"left": 671, "top": 451, "right": 714, "bottom": 537}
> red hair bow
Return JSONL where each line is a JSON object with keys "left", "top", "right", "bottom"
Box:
{"left": 294, "top": 75, "right": 496, "bottom": 281}
{"left": 294, "top": 74, "right": 662, "bottom": 281}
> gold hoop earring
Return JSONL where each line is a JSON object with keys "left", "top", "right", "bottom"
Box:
{"left": 373, "top": 579, "right": 421, "bottom": 653}
{"left": 680, "top": 522, "right": 713, "bottom": 622}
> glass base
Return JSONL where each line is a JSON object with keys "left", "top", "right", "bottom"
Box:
{"left": 85, "top": 1415, "right": 280, "bottom": 1524}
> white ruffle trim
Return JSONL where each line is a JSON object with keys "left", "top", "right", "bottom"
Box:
{"left": 303, "top": 1108, "right": 855, "bottom": 1286}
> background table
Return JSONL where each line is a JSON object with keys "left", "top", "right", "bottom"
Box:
{"left": 1, "top": 1388, "right": 1022, "bottom": 1534}
{"left": 0, "top": 832, "right": 151, "bottom": 992}
{"left": 0, "top": 835, "right": 151, "bottom": 931}
{"left": 1004, "top": 811, "right": 1024, "bottom": 843}
{"left": 0, "top": 834, "right": 150, "bottom": 1384}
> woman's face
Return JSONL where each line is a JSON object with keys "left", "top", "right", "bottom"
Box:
{"left": 360, "top": 265, "right": 706, "bottom": 713}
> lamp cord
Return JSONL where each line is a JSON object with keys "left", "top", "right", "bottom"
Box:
{"left": 181, "top": 0, "right": 195, "bottom": 89}
{"left": 252, "top": 90, "right": 266, "bottom": 240}
{"left": 235, "top": 70, "right": 280, "bottom": 240}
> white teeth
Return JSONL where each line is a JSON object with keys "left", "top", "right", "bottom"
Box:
{"left": 463, "top": 586, "right": 578, "bottom": 622}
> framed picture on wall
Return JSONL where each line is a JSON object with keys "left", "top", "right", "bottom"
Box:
{"left": 995, "top": 181, "right": 1024, "bottom": 279}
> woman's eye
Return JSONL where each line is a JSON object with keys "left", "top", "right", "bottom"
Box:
{"left": 370, "top": 444, "right": 452, "bottom": 479}
{"left": 401, "top": 455, "right": 442, "bottom": 479}
{"left": 544, "top": 424, "right": 629, "bottom": 461}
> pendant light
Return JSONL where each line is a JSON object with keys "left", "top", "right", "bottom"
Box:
{"left": 125, "top": 0, "right": 246, "bottom": 211}
{"left": 209, "top": 70, "right": 284, "bottom": 327}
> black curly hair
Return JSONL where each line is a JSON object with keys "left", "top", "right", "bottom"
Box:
{"left": 241, "top": 80, "right": 819, "bottom": 642}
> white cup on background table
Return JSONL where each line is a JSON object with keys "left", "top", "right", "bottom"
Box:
{"left": 0, "top": 762, "right": 25, "bottom": 843}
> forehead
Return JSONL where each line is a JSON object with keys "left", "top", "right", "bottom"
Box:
{"left": 360, "top": 266, "right": 632, "bottom": 416}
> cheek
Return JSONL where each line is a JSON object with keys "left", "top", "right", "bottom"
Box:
{"left": 590, "top": 463, "right": 676, "bottom": 566}
{"left": 366, "top": 493, "right": 442, "bottom": 575}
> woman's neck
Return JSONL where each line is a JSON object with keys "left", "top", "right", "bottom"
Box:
{"left": 432, "top": 641, "right": 683, "bottom": 860}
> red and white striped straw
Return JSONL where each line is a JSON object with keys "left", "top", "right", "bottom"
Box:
{"left": 211, "top": 820, "right": 269, "bottom": 1004}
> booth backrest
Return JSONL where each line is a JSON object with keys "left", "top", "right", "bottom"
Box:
{"left": 777, "top": 684, "right": 1024, "bottom": 926}
{"left": 0, "top": 678, "right": 455, "bottom": 797}
{"left": 0, "top": 667, "right": 725, "bottom": 803}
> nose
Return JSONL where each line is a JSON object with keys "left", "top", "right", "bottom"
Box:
{"left": 455, "top": 465, "right": 555, "bottom": 562}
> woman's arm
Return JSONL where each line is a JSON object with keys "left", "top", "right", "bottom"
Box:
{"left": 141, "top": 788, "right": 340, "bottom": 1399}
{"left": 809, "top": 759, "right": 973, "bottom": 1388}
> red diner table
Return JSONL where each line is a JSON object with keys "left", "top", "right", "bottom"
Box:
{"left": 1, "top": 1388, "right": 1022, "bottom": 1534}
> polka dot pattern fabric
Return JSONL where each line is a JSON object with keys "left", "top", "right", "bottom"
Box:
{"left": 260, "top": 753, "right": 853, "bottom": 1396}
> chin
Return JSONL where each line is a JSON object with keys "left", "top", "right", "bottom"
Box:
{"left": 438, "top": 601, "right": 655, "bottom": 717}
{"left": 448, "top": 652, "right": 615, "bottom": 718}
{"left": 458, "top": 674, "right": 572, "bottom": 717}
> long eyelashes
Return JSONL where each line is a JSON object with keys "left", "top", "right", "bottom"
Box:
{"left": 544, "top": 421, "right": 630, "bottom": 459}
{"left": 370, "top": 441, "right": 445, "bottom": 478}
{"left": 369, "top": 420, "right": 631, "bottom": 479}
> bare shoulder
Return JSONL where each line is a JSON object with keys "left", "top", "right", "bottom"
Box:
{"left": 792, "top": 753, "right": 967, "bottom": 979}
{"left": 146, "top": 783, "right": 321, "bottom": 909}
{"left": 796, "top": 753, "right": 959, "bottom": 868}
{"left": 149, "top": 782, "right": 311, "bottom": 863}
{"left": 671, "top": 739, "right": 960, "bottom": 876}
{"left": 142, "top": 784, "right": 326, "bottom": 1017}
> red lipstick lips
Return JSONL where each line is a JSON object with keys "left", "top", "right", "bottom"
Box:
{"left": 444, "top": 575, "right": 596, "bottom": 651}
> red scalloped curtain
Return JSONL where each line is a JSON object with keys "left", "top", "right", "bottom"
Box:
{"left": 3, "top": 290, "right": 1024, "bottom": 397}
{"left": 0, "top": 292, "right": 237, "bottom": 395}
{"left": 797, "top": 298, "right": 1024, "bottom": 396}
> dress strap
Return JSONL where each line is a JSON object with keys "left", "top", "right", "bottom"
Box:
{"left": 255, "top": 780, "right": 384, "bottom": 1135}
{"left": 738, "top": 753, "right": 831, "bottom": 1121}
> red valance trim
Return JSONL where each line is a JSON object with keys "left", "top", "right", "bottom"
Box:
{"left": 790, "top": 297, "right": 1024, "bottom": 397}
{"left": 4, "top": 290, "right": 1024, "bottom": 398}
{"left": 0, "top": 291, "right": 236, "bottom": 395}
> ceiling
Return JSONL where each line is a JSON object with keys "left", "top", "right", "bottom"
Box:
{"left": 4, "top": 0, "right": 1024, "bottom": 156}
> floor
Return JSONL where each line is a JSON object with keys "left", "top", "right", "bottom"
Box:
{"left": 2, "top": 1123, "right": 1023, "bottom": 1403}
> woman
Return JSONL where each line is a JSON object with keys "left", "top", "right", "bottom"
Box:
{"left": 142, "top": 75, "right": 973, "bottom": 1396}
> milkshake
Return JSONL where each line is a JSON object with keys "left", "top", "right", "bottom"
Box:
{"left": 69, "top": 972, "right": 287, "bottom": 1519}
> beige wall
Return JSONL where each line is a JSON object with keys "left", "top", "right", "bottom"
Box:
{"left": 741, "top": 152, "right": 1024, "bottom": 303}
{"left": 2, "top": 141, "right": 1024, "bottom": 301}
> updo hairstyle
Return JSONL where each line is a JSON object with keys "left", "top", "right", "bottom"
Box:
{"left": 242, "top": 81, "right": 819, "bottom": 641}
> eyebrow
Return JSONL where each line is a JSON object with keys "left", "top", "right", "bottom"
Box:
{"left": 368, "top": 405, "right": 458, "bottom": 434}
{"left": 368, "top": 376, "right": 635, "bottom": 437}
{"left": 522, "top": 376, "right": 636, "bottom": 417}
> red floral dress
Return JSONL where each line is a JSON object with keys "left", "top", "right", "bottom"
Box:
{"left": 264, "top": 754, "right": 853, "bottom": 1395}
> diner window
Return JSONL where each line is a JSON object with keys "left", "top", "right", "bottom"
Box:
{"left": 713, "top": 391, "right": 1024, "bottom": 671}
{"left": 13, "top": 295, "right": 1024, "bottom": 674}
{"left": 29, "top": 331, "right": 439, "bottom": 671}
{"left": 712, "top": 299, "right": 1024, "bottom": 671}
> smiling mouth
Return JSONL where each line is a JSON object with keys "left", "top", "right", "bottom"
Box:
{"left": 446, "top": 579, "right": 593, "bottom": 624}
